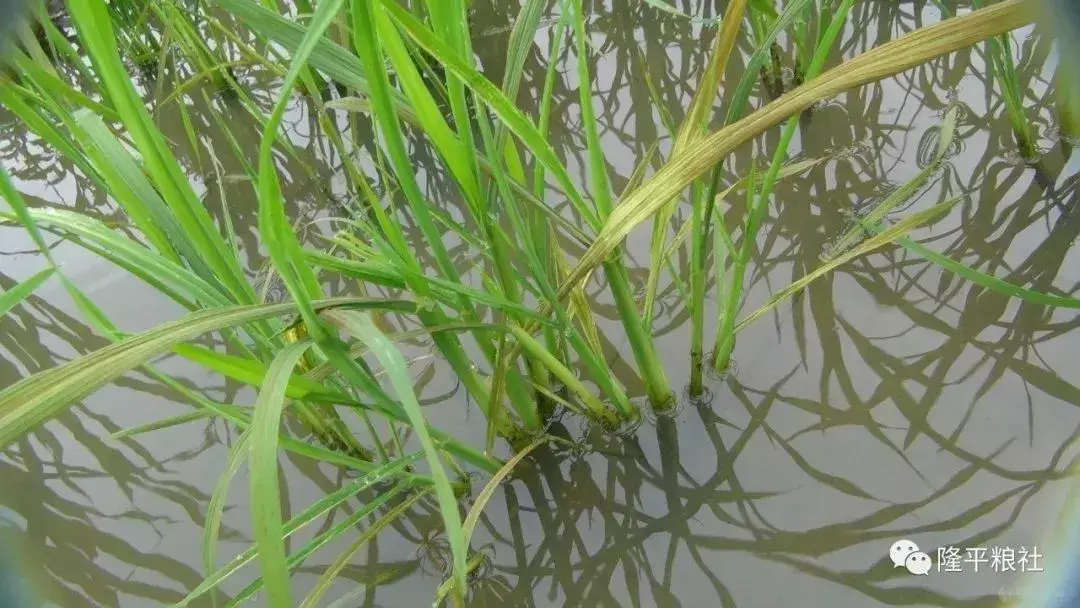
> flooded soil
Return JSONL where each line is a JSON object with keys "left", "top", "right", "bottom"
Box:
{"left": 3, "top": 1, "right": 1080, "bottom": 606}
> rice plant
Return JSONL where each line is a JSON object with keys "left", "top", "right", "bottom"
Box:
{"left": 2, "top": 0, "right": 1075, "bottom": 604}
{"left": 931, "top": 0, "right": 1037, "bottom": 157}
{"left": 1039, "top": 0, "right": 1080, "bottom": 144}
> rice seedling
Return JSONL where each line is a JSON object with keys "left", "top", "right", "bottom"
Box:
{"left": 937, "top": 0, "right": 1038, "bottom": 158}
{"left": 1055, "top": 69, "right": 1080, "bottom": 144}
{"left": 1036, "top": 0, "right": 1080, "bottom": 143}
{"left": 707, "top": 0, "right": 856, "bottom": 377}
{"left": 740, "top": 0, "right": 820, "bottom": 96}
{"left": 3, "top": 0, "right": 1075, "bottom": 604}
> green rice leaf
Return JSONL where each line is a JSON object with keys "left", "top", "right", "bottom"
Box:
{"left": 377, "top": 0, "right": 598, "bottom": 231}
{"left": 173, "top": 452, "right": 426, "bottom": 607}
{"left": 6, "top": 50, "right": 118, "bottom": 118}
{"left": 0, "top": 207, "right": 227, "bottom": 309}
{"left": 461, "top": 435, "right": 548, "bottom": 545}
{"left": 171, "top": 343, "right": 359, "bottom": 404}
{"left": 0, "top": 83, "right": 100, "bottom": 181}
{"left": 0, "top": 298, "right": 415, "bottom": 450}
{"left": 213, "top": 0, "right": 412, "bottom": 106}
{"left": 299, "top": 489, "right": 431, "bottom": 608}
{"left": 322, "top": 309, "right": 469, "bottom": 596}
{"left": 203, "top": 429, "right": 252, "bottom": 606}
{"left": 642, "top": 0, "right": 748, "bottom": 327}
{"left": 225, "top": 483, "right": 408, "bottom": 607}
{"left": 374, "top": 8, "right": 480, "bottom": 204}
{"left": 71, "top": 109, "right": 190, "bottom": 265}
{"left": 869, "top": 226, "right": 1080, "bottom": 310}
{"left": 66, "top": 0, "right": 253, "bottom": 304}
{"left": 248, "top": 341, "right": 314, "bottom": 608}
{"left": 559, "top": 0, "right": 1031, "bottom": 297}
{"left": 110, "top": 410, "right": 213, "bottom": 439}
{"left": 0, "top": 268, "right": 54, "bottom": 318}
{"left": 724, "top": 0, "right": 815, "bottom": 125}
{"left": 255, "top": 0, "right": 347, "bottom": 344}
{"left": 825, "top": 105, "right": 960, "bottom": 260}
{"left": 736, "top": 200, "right": 961, "bottom": 331}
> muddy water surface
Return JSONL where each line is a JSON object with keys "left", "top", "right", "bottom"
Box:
{"left": 3, "top": 1, "right": 1080, "bottom": 606}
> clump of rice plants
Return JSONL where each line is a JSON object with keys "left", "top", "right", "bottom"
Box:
{"left": 1, "top": 0, "right": 1070, "bottom": 604}
{"left": 936, "top": 0, "right": 1038, "bottom": 158}
{"left": 1040, "top": 0, "right": 1080, "bottom": 144}
{"left": 1057, "top": 71, "right": 1080, "bottom": 144}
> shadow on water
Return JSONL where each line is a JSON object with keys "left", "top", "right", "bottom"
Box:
{"left": 3, "top": 0, "right": 1080, "bottom": 606}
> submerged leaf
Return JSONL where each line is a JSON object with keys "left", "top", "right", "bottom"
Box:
{"left": 736, "top": 200, "right": 961, "bottom": 331}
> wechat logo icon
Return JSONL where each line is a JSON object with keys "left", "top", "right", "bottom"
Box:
{"left": 890, "top": 540, "right": 932, "bottom": 575}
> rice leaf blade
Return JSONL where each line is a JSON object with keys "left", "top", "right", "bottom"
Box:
{"left": 0, "top": 298, "right": 415, "bottom": 450}
{"left": 322, "top": 310, "right": 469, "bottom": 596}
{"left": 559, "top": 0, "right": 1031, "bottom": 298}
{"left": 736, "top": 200, "right": 961, "bottom": 331}
{"left": 248, "top": 341, "right": 316, "bottom": 608}
{"left": 0, "top": 268, "right": 54, "bottom": 318}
